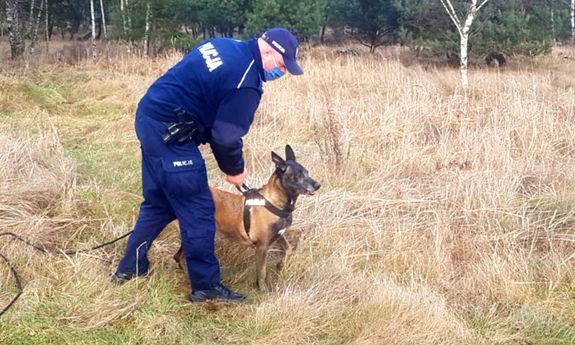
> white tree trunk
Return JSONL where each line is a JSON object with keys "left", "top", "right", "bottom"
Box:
{"left": 6, "top": 0, "right": 26, "bottom": 58}
{"left": 460, "top": 29, "right": 470, "bottom": 88}
{"left": 30, "top": 0, "right": 44, "bottom": 54}
{"left": 90, "top": 0, "right": 96, "bottom": 58}
{"left": 120, "top": 0, "right": 127, "bottom": 37}
{"left": 28, "top": 0, "right": 35, "bottom": 36}
{"left": 571, "top": 0, "right": 574, "bottom": 45}
{"left": 440, "top": 0, "right": 490, "bottom": 89}
{"left": 126, "top": 0, "right": 132, "bottom": 36}
{"left": 99, "top": 0, "right": 107, "bottom": 39}
{"left": 144, "top": 1, "right": 151, "bottom": 56}
{"left": 551, "top": 8, "right": 556, "bottom": 44}
{"left": 26, "top": 0, "right": 36, "bottom": 38}
{"left": 45, "top": 0, "right": 49, "bottom": 53}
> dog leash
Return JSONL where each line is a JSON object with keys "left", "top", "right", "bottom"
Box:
{"left": 235, "top": 183, "right": 295, "bottom": 236}
{"left": 0, "top": 252, "right": 23, "bottom": 317}
{"left": 0, "top": 230, "right": 133, "bottom": 318}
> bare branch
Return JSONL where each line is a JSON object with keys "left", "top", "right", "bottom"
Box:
{"left": 351, "top": 35, "right": 372, "bottom": 49}
{"left": 439, "top": 0, "right": 463, "bottom": 36}
{"left": 477, "top": 0, "right": 490, "bottom": 11}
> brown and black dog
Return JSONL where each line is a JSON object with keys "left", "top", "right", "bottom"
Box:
{"left": 174, "top": 145, "right": 320, "bottom": 291}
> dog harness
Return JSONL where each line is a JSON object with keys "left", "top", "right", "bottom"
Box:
{"left": 236, "top": 184, "right": 295, "bottom": 236}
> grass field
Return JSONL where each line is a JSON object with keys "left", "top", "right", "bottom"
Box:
{"left": 1, "top": 42, "right": 575, "bottom": 344}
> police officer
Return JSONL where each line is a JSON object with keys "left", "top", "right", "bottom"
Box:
{"left": 112, "top": 28, "right": 303, "bottom": 302}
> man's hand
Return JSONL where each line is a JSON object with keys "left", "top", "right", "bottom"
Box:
{"left": 225, "top": 170, "right": 248, "bottom": 186}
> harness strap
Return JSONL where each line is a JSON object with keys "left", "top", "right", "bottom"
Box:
{"left": 236, "top": 184, "right": 294, "bottom": 237}
{"left": 240, "top": 187, "right": 262, "bottom": 236}
{"left": 243, "top": 203, "right": 251, "bottom": 235}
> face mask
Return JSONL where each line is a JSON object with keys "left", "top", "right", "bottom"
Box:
{"left": 264, "top": 55, "right": 285, "bottom": 81}
{"left": 264, "top": 67, "right": 285, "bottom": 81}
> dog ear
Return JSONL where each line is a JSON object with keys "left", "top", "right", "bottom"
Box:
{"left": 272, "top": 151, "right": 286, "bottom": 170}
{"left": 285, "top": 144, "right": 296, "bottom": 161}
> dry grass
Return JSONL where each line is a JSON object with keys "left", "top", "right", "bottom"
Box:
{"left": 1, "top": 42, "right": 575, "bottom": 344}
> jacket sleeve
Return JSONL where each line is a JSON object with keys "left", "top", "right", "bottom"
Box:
{"left": 210, "top": 88, "right": 261, "bottom": 175}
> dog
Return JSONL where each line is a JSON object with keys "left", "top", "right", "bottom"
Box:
{"left": 174, "top": 145, "right": 320, "bottom": 291}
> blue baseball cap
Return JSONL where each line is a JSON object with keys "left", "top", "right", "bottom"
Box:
{"left": 261, "top": 28, "right": 303, "bottom": 75}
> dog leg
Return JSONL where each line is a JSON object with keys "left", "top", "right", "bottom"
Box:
{"left": 275, "top": 233, "right": 292, "bottom": 270}
{"left": 173, "top": 246, "right": 184, "bottom": 269}
{"left": 255, "top": 245, "right": 269, "bottom": 292}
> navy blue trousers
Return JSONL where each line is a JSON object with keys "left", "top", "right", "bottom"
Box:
{"left": 116, "top": 109, "right": 220, "bottom": 291}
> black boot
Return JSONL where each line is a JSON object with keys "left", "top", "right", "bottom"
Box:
{"left": 189, "top": 283, "right": 245, "bottom": 302}
{"left": 111, "top": 270, "right": 148, "bottom": 284}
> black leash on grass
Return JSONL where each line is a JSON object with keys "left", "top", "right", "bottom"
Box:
{"left": 0, "top": 230, "right": 133, "bottom": 318}
{"left": 0, "top": 252, "right": 22, "bottom": 317}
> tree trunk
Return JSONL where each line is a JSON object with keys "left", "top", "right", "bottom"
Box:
{"left": 99, "top": 0, "right": 107, "bottom": 39}
{"left": 6, "top": 0, "right": 26, "bottom": 59}
{"left": 144, "top": 0, "right": 151, "bottom": 56}
{"left": 571, "top": 0, "right": 574, "bottom": 45}
{"left": 30, "top": 0, "right": 44, "bottom": 54}
{"left": 459, "top": 10, "right": 477, "bottom": 89}
{"left": 126, "top": 0, "right": 132, "bottom": 38}
{"left": 28, "top": 0, "right": 36, "bottom": 37}
{"left": 459, "top": 33, "right": 469, "bottom": 88}
{"left": 90, "top": 0, "right": 96, "bottom": 58}
{"left": 45, "top": 0, "right": 49, "bottom": 53}
{"left": 120, "top": 0, "right": 127, "bottom": 37}
{"left": 551, "top": 8, "right": 556, "bottom": 44}
{"left": 320, "top": 24, "right": 326, "bottom": 43}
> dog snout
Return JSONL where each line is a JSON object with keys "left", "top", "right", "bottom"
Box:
{"left": 311, "top": 180, "right": 321, "bottom": 191}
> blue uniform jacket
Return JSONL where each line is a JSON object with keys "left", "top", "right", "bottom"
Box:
{"left": 138, "top": 38, "right": 265, "bottom": 176}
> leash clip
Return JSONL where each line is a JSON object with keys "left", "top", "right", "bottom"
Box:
{"left": 235, "top": 183, "right": 251, "bottom": 195}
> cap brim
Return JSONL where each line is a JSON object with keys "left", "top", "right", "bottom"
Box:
{"left": 285, "top": 58, "right": 303, "bottom": 75}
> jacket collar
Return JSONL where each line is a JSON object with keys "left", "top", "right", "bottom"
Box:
{"left": 248, "top": 38, "right": 265, "bottom": 82}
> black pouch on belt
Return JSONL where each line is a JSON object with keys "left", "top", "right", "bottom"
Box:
{"left": 162, "top": 107, "right": 203, "bottom": 145}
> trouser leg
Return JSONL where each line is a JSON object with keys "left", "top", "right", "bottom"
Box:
{"left": 160, "top": 156, "right": 220, "bottom": 291}
{"left": 116, "top": 201, "right": 176, "bottom": 275}
{"left": 116, "top": 153, "right": 176, "bottom": 275}
{"left": 171, "top": 190, "right": 219, "bottom": 291}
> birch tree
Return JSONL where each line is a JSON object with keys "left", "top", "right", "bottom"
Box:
{"left": 144, "top": 0, "right": 151, "bottom": 56}
{"left": 90, "top": 0, "right": 96, "bottom": 57}
{"left": 6, "top": 0, "right": 25, "bottom": 58}
{"left": 29, "top": 0, "right": 45, "bottom": 54}
{"left": 551, "top": 5, "right": 556, "bottom": 43}
{"left": 570, "top": 0, "right": 574, "bottom": 44}
{"left": 120, "top": 0, "right": 127, "bottom": 37}
{"left": 28, "top": 0, "right": 35, "bottom": 36}
{"left": 562, "top": 0, "right": 575, "bottom": 44}
{"left": 99, "top": 0, "right": 107, "bottom": 39}
{"left": 439, "top": 0, "right": 490, "bottom": 88}
{"left": 45, "top": 0, "right": 49, "bottom": 53}
{"left": 126, "top": 0, "right": 132, "bottom": 37}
